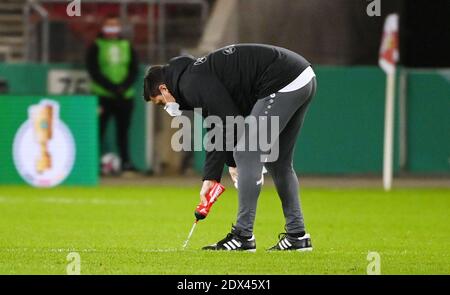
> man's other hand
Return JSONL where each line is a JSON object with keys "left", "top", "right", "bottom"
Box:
{"left": 229, "top": 167, "right": 238, "bottom": 188}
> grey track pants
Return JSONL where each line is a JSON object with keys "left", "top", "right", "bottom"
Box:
{"left": 233, "top": 75, "right": 317, "bottom": 237}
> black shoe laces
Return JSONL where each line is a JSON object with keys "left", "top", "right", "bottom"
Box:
{"left": 219, "top": 233, "right": 235, "bottom": 245}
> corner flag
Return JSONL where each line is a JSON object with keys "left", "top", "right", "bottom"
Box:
{"left": 380, "top": 14, "right": 399, "bottom": 191}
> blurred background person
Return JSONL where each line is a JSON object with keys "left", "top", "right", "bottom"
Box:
{"left": 86, "top": 15, "right": 138, "bottom": 174}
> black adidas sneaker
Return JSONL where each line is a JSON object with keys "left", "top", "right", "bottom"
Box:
{"left": 202, "top": 226, "right": 256, "bottom": 252}
{"left": 268, "top": 232, "right": 313, "bottom": 251}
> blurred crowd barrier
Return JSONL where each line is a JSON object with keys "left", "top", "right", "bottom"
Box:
{"left": 22, "top": 0, "right": 210, "bottom": 64}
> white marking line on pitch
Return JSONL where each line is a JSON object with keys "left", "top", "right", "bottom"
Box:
{"left": 0, "top": 248, "right": 185, "bottom": 254}
{"left": 0, "top": 196, "right": 152, "bottom": 206}
{"left": 40, "top": 197, "right": 153, "bottom": 206}
{"left": 142, "top": 248, "right": 181, "bottom": 253}
{"left": 0, "top": 196, "right": 24, "bottom": 203}
{"left": 1, "top": 248, "right": 98, "bottom": 253}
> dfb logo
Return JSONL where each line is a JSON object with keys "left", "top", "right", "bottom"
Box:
{"left": 366, "top": 0, "right": 381, "bottom": 17}
{"left": 67, "top": 0, "right": 81, "bottom": 17}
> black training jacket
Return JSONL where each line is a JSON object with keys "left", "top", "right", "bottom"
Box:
{"left": 163, "top": 43, "right": 311, "bottom": 182}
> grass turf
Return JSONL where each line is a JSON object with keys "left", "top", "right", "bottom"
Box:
{"left": 0, "top": 185, "right": 449, "bottom": 274}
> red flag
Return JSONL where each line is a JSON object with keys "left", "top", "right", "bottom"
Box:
{"left": 379, "top": 14, "right": 399, "bottom": 74}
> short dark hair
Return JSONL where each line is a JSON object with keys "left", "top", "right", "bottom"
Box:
{"left": 103, "top": 14, "right": 120, "bottom": 22}
{"left": 143, "top": 65, "right": 165, "bottom": 101}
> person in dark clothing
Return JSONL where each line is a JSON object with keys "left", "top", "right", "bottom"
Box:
{"left": 86, "top": 15, "right": 138, "bottom": 172}
{"left": 143, "top": 44, "right": 317, "bottom": 251}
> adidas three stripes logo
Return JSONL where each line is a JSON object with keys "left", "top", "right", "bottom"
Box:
{"left": 223, "top": 239, "right": 242, "bottom": 250}
{"left": 278, "top": 238, "right": 292, "bottom": 249}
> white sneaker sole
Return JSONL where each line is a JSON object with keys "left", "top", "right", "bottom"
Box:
{"left": 245, "top": 249, "right": 256, "bottom": 253}
{"left": 296, "top": 247, "right": 313, "bottom": 252}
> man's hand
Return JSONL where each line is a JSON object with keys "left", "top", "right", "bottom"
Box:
{"left": 229, "top": 167, "right": 238, "bottom": 188}
{"left": 200, "top": 180, "right": 215, "bottom": 205}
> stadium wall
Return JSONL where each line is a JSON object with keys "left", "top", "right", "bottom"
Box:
{"left": 1, "top": 63, "right": 449, "bottom": 176}
{"left": 192, "top": 66, "right": 450, "bottom": 175}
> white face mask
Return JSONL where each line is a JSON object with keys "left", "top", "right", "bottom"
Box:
{"left": 102, "top": 26, "right": 121, "bottom": 34}
{"left": 162, "top": 93, "right": 182, "bottom": 117}
{"left": 164, "top": 102, "right": 182, "bottom": 117}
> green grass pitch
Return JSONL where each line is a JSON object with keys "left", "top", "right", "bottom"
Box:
{"left": 0, "top": 185, "right": 449, "bottom": 274}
